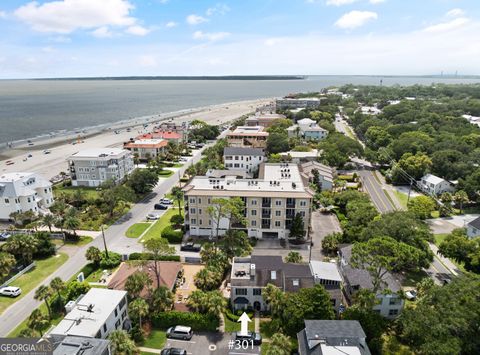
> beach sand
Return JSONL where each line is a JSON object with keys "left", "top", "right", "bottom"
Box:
{"left": 0, "top": 98, "right": 270, "bottom": 180}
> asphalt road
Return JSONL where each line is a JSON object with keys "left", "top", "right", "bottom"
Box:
{"left": 0, "top": 144, "right": 211, "bottom": 336}
{"left": 357, "top": 170, "right": 396, "bottom": 214}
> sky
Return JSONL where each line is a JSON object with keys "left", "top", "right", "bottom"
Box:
{"left": 0, "top": 0, "right": 479, "bottom": 78}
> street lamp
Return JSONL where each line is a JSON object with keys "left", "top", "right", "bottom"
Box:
{"left": 101, "top": 225, "right": 110, "bottom": 259}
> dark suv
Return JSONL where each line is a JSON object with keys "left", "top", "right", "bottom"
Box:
{"left": 235, "top": 332, "right": 262, "bottom": 345}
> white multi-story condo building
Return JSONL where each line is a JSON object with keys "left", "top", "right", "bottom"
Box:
{"left": 223, "top": 147, "right": 265, "bottom": 175}
{"left": 68, "top": 148, "right": 134, "bottom": 187}
{"left": 183, "top": 163, "right": 314, "bottom": 239}
{"left": 50, "top": 288, "right": 129, "bottom": 339}
{"left": 276, "top": 97, "right": 321, "bottom": 110}
{"left": 0, "top": 172, "right": 54, "bottom": 220}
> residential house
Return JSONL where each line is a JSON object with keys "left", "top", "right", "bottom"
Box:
{"left": 245, "top": 113, "right": 287, "bottom": 128}
{"left": 287, "top": 118, "right": 328, "bottom": 141}
{"left": 297, "top": 320, "right": 371, "bottom": 355}
{"left": 309, "top": 260, "right": 343, "bottom": 313}
{"left": 360, "top": 106, "right": 382, "bottom": 115}
{"left": 135, "top": 130, "right": 182, "bottom": 143}
{"left": 226, "top": 126, "right": 269, "bottom": 149}
{"left": 230, "top": 255, "right": 314, "bottom": 311}
{"left": 223, "top": 147, "right": 265, "bottom": 175}
{"left": 467, "top": 216, "right": 480, "bottom": 238}
{"left": 419, "top": 174, "right": 455, "bottom": 195}
{"left": 123, "top": 139, "right": 168, "bottom": 161}
{"left": 300, "top": 161, "right": 335, "bottom": 191}
{"left": 68, "top": 148, "right": 134, "bottom": 187}
{"left": 183, "top": 163, "right": 314, "bottom": 239}
{"left": 279, "top": 149, "right": 320, "bottom": 163}
{"left": 50, "top": 288, "right": 129, "bottom": 339}
{"left": 276, "top": 97, "right": 322, "bottom": 110}
{"left": 50, "top": 335, "right": 111, "bottom": 355}
{"left": 0, "top": 172, "right": 54, "bottom": 220}
{"left": 108, "top": 261, "right": 182, "bottom": 297}
{"left": 338, "top": 245, "right": 404, "bottom": 319}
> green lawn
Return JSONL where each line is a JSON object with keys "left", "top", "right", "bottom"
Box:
{"left": 224, "top": 314, "right": 255, "bottom": 333}
{"left": 85, "top": 265, "right": 119, "bottom": 283}
{"left": 0, "top": 253, "right": 68, "bottom": 315}
{"left": 393, "top": 190, "right": 409, "bottom": 209}
{"left": 434, "top": 233, "right": 449, "bottom": 246}
{"left": 66, "top": 236, "right": 93, "bottom": 246}
{"left": 126, "top": 223, "right": 151, "bottom": 238}
{"left": 8, "top": 302, "right": 64, "bottom": 337}
{"left": 158, "top": 170, "right": 174, "bottom": 178}
{"left": 173, "top": 163, "right": 184, "bottom": 168}
{"left": 141, "top": 208, "right": 181, "bottom": 241}
{"left": 141, "top": 329, "right": 167, "bottom": 349}
{"left": 53, "top": 185, "right": 100, "bottom": 200}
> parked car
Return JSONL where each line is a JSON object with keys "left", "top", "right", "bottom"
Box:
{"left": 43, "top": 150, "right": 51, "bottom": 154}
{"left": 159, "top": 198, "right": 173, "bottom": 205}
{"left": 161, "top": 348, "right": 187, "bottom": 355}
{"left": 405, "top": 290, "right": 417, "bottom": 301}
{"left": 0, "top": 286, "right": 22, "bottom": 298}
{"left": 235, "top": 331, "right": 262, "bottom": 345}
{"left": 146, "top": 213, "right": 161, "bottom": 220}
{"left": 166, "top": 326, "right": 193, "bottom": 340}
{"left": 6, "top": 160, "right": 14, "bottom": 165}
{"left": 0, "top": 232, "right": 11, "bottom": 241}
{"left": 154, "top": 203, "right": 169, "bottom": 210}
{"left": 180, "top": 242, "right": 201, "bottom": 252}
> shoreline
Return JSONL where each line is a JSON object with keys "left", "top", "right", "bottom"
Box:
{"left": 0, "top": 98, "right": 270, "bottom": 179}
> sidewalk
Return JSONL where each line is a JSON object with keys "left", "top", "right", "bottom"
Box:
{"left": 429, "top": 242, "right": 460, "bottom": 276}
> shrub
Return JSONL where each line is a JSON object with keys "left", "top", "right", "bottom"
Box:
{"left": 170, "top": 214, "right": 184, "bottom": 228}
{"left": 99, "top": 252, "right": 121, "bottom": 269}
{"left": 33, "top": 232, "right": 56, "bottom": 259}
{"left": 180, "top": 178, "right": 189, "bottom": 183}
{"left": 66, "top": 281, "right": 91, "bottom": 301}
{"left": 161, "top": 226, "right": 183, "bottom": 244}
{"left": 225, "top": 308, "right": 253, "bottom": 322}
{"left": 128, "top": 253, "right": 180, "bottom": 262}
{"left": 151, "top": 311, "right": 219, "bottom": 332}
{"left": 64, "top": 231, "right": 80, "bottom": 242}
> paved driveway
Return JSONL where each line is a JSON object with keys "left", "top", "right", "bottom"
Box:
{"left": 163, "top": 332, "right": 261, "bottom": 355}
{"left": 309, "top": 211, "right": 342, "bottom": 261}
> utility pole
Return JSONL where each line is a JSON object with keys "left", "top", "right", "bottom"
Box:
{"left": 101, "top": 225, "right": 109, "bottom": 259}
{"left": 407, "top": 178, "right": 414, "bottom": 204}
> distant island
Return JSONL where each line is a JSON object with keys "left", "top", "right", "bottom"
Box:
{"left": 34, "top": 75, "right": 306, "bottom": 81}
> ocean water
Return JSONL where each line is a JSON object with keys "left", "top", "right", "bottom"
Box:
{"left": 0, "top": 75, "right": 479, "bottom": 144}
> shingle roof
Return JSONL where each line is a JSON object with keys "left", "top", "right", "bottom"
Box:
{"left": 468, "top": 216, "right": 480, "bottom": 230}
{"left": 304, "top": 320, "right": 366, "bottom": 339}
{"left": 224, "top": 147, "right": 265, "bottom": 156}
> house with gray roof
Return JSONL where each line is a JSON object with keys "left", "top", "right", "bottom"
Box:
{"left": 297, "top": 320, "right": 371, "bottom": 355}
{"left": 300, "top": 161, "right": 335, "bottom": 191}
{"left": 230, "top": 255, "right": 314, "bottom": 312}
{"left": 338, "top": 245, "right": 404, "bottom": 319}
{"left": 50, "top": 335, "right": 111, "bottom": 355}
{"left": 223, "top": 147, "right": 265, "bottom": 175}
{"left": 0, "top": 172, "right": 54, "bottom": 220}
{"left": 467, "top": 216, "right": 480, "bottom": 238}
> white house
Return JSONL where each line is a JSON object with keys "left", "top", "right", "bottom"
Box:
{"left": 309, "top": 260, "right": 343, "bottom": 313}
{"left": 50, "top": 288, "right": 129, "bottom": 339}
{"left": 0, "top": 172, "right": 54, "bottom": 220}
{"left": 223, "top": 147, "right": 265, "bottom": 175}
{"left": 300, "top": 161, "right": 335, "bottom": 191}
{"left": 420, "top": 174, "right": 455, "bottom": 195}
{"left": 68, "top": 148, "right": 134, "bottom": 187}
{"left": 467, "top": 216, "right": 480, "bottom": 238}
{"left": 287, "top": 118, "right": 328, "bottom": 141}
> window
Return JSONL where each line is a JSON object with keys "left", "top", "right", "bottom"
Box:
{"left": 299, "top": 200, "right": 307, "bottom": 207}
{"left": 251, "top": 220, "right": 257, "bottom": 227}
{"left": 198, "top": 208, "right": 202, "bottom": 214}
{"left": 292, "top": 279, "right": 299, "bottom": 286}
{"left": 271, "top": 271, "right": 276, "bottom": 280}
{"left": 251, "top": 210, "right": 257, "bottom": 216}
{"left": 114, "top": 309, "right": 118, "bottom": 317}
{"left": 274, "top": 221, "right": 281, "bottom": 227}
{"left": 199, "top": 219, "right": 203, "bottom": 225}
{"left": 118, "top": 297, "right": 126, "bottom": 310}
{"left": 388, "top": 309, "right": 399, "bottom": 316}
{"left": 208, "top": 198, "right": 211, "bottom": 204}
{"left": 190, "top": 208, "right": 196, "bottom": 214}
{"left": 103, "top": 324, "right": 107, "bottom": 333}
{"left": 253, "top": 288, "right": 262, "bottom": 296}
{"left": 300, "top": 211, "right": 306, "bottom": 217}
{"left": 27, "top": 197, "right": 31, "bottom": 203}
{"left": 275, "top": 200, "right": 282, "bottom": 206}
{"left": 198, "top": 198, "right": 202, "bottom": 204}
{"left": 209, "top": 220, "right": 212, "bottom": 226}
{"left": 275, "top": 211, "right": 281, "bottom": 217}
{"left": 389, "top": 297, "right": 401, "bottom": 305}
{"left": 4, "top": 198, "right": 9, "bottom": 204}
{"left": 236, "top": 288, "right": 247, "bottom": 295}
{"left": 122, "top": 310, "right": 127, "bottom": 320}
{"left": 251, "top": 200, "right": 257, "bottom": 206}
{"left": 115, "top": 319, "right": 121, "bottom": 329}
{"left": 191, "top": 219, "right": 197, "bottom": 225}
{"left": 189, "top": 198, "right": 196, "bottom": 204}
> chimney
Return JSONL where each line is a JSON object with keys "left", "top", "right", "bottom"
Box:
{"left": 250, "top": 263, "right": 256, "bottom": 280}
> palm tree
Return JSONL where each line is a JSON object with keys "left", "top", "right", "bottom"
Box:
{"left": 3, "top": 234, "right": 39, "bottom": 265}
{"left": 194, "top": 268, "right": 222, "bottom": 291}
{"left": 266, "top": 333, "right": 291, "bottom": 355}
{"left": 285, "top": 251, "right": 302, "bottom": 263}
{"left": 85, "top": 246, "right": 102, "bottom": 266}
{"left": 108, "top": 330, "right": 138, "bottom": 355}
{"left": 129, "top": 298, "right": 149, "bottom": 329}
{"left": 50, "top": 277, "right": 65, "bottom": 301}
{"left": 64, "top": 216, "right": 81, "bottom": 236}
{"left": 171, "top": 186, "right": 183, "bottom": 216}
{"left": 263, "top": 284, "right": 285, "bottom": 318}
{"left": 454, "top": 190, "right": 469, "bottom": 214}
{"left": 41, "top": 213, "right": 56, "bottom": 233}
{"left": 34, "top": 285, "right": 53, "bottom": 320}
{"left": 204, "top": 290, "right": 227, "bottom": 316}
{"left": 0, "top": 252, "right": 16, "bottom": 279}
{"left": 27, "top": 309, "right": 49, "bottom": 337}
{"left": 150, "top": 286, "right": 174, "bottom": 314}
{"left": 125, "top": 271, "right": 151, "bottom": 298}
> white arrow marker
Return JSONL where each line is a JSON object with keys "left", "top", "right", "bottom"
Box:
{"left": 238, "top": 312, "right": 252, "bottom": 336}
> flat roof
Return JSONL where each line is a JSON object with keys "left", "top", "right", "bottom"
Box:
{"left": 228, "top": 126, "right": 269, "bottom": 136}
{"left": 50, "top": 288, "right": 127, "bottom": 338}
{"left": 261, "top": 163, "right": 303, "bottom": 183}
{"left": 310, "top": 260, "right": 342, "bottom": 282}
{"left": 70, "top": 148, "right": 128, "bottom": 159}
{"left": 279, "top": 150, "right": 319, "bottom": 158}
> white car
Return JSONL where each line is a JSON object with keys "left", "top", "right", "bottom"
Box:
{"left": 0, "top": 286, "right": 22, "bottom": 298}
{"left": 146, "top": 213, "right": 161, "bottom": 220}
{"left": 159, "top": 198, "right": 173, "bottom": 205}
{"left": 405, "top": 290, "right": 417, "bottom": 300}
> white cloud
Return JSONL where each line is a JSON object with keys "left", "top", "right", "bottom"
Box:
{"left": 264, "top": 38, "right": 283, "bottom": 46}
{"left": 125, "top": 25, "right": 150, "bottom": 36}
{"left": 206, "top": 3, "right": 230, "bottom": 16}
{"left": 186, "top": 14, "right": 208, "bottom": 25}
{"left": 193, "top": 31, "right": 230, "bottom": 41}
{"left": 423, "top": 17, "right": 469, "bottom": 33}
{"left": 326, "top": 0, "right": 358, "bottom": 6}
{"left": 0, "top": 11, "right": 7, "bottom": 19}
{"left": 14, "top": 0, "right": 136, "bottom": 34}
{"left": 165, "top": 21, "right": 177, "bottom": 28}
{"left": 91, "top": 26, "right": 113, "bottom": 38}
{"left": 138, "top": 55, "right": 157, "bottom": 67}
{"left": 335, "top": 11, "right": 378, "bottom": 29}
{"left": 446, "top": 8, "right": 465, "bottom": 18}
{"left": 369, "top": 0, "right": 385, "bottom": 4}
{"left": 41, "top": 46, "right": 55, "bottom": 53}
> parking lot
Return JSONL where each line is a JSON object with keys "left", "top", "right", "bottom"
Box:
{"left": 162, "top": 332, "right": 261, "bottom": 355}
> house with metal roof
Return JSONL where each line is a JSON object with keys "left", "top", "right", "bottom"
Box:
{"left": 467, "top": 216, "right": 480, "bottom": 238}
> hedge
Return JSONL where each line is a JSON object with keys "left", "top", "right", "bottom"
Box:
{"left": 161, "top": 226, "right": 183, "bottom": 244}
{"left": 128, "top": 253, "right": 180, "bottom": 261}
{"left": 225, "top": 308, "right": 254, "bottom": 322}
{"left": 99, "top": 252, "right": 122, "bottom": 269}
{"left": 152, "top": 311, "right": 219, "bottom": 332}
